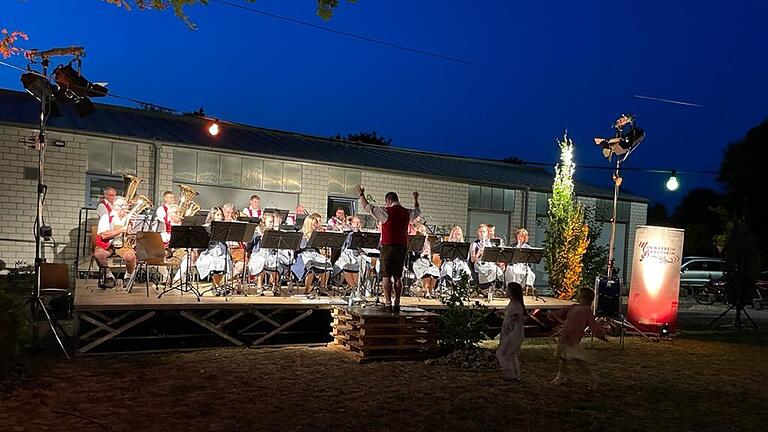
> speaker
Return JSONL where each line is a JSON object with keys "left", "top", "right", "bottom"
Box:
{"left": 594, "top": 276, "right": 622, "bottom": 317}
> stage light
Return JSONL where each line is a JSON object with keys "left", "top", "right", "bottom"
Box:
{"left": 666, "top": 172, "right": 679, "bottom": 191}
{"left": 208, "top": 122, "right": 220, "bottom": 136}
{"left": 594, "top": 114, "right": 645, "bottom": 160}
{"left": 20, "top": 72, "right": 61, "bottom": 117}
{"left": 53, "top": 64, "right": 108, "bottom": 99}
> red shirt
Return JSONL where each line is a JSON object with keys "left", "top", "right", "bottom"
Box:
{"left": 381, "top": 205, "right": 410, "bottom": 246}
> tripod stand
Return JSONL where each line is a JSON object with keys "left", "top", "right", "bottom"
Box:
{"left": 260, "top": 230, "right": 303, "bottom": 297}
{"left": 158, "top": 225, "right": 210, "bottom": 300}
{"left": 346, "top": 231, "right": 381, "bottom": 306}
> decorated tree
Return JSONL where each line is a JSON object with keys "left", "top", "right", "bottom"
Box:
{"left": 543, "top": 132, "right": 589, "bottom": 299}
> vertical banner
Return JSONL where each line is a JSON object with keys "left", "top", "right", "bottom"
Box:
{"left": 627, "top": 225, "right": 685, "bottom": 334}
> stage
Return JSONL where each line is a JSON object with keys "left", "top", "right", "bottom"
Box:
{"left": 72, "top": 278, "right": 572, "bottom": 355}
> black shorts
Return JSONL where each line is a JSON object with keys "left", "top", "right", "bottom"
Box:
{"left": 380, "top": 244, "right": 407, "bottom": 278}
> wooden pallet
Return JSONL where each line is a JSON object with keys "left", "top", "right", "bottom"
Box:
{"left": 330, "top": 306, "right": 439, "bottom": 362}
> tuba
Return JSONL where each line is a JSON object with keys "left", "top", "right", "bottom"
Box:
{"left": 122, "top": 174, "right": 143, "bottom": 205}
{"left": 177, "top": 184, "right": 201, "bottom": 217}
{"left": 122, "top": 194, "right": 153, "bottom": 248}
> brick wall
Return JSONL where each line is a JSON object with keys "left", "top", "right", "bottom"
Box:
{"left": 626, "top": 201, "right": 648, "bottom": 289}
{"left": 298, "top": 163, "right": 329, "bottom": 217}
{"left": 360, "top": 171, "right": 469, "bottom": 231}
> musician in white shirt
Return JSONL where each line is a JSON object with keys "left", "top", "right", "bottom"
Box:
{"left": 242, "top": 194, "right": 263, "bottom": 219}
{"left": 96, "top": 187, "right": 117, "bottom": 218}
{"left": 94, "top": 196, "right": 138, "bottom": 288}
{"left": 469, "top": 224, "right": 502, "bottom": 286}
{"left": 326, "top": 207, "right": 347, "bottom": 231}
{"left": 155, "top": 190, "right": 176, "bottom": 226}
{"left": 285, "top": 204, "right": 307, "bottom": 225}
{"left": 334, "top": 216, "right": 365, "bottom": 289}
{"left": 504, "top": 228, "right": 536, "bottom": 289}
{"left": 439, "top": 225, "right": 472, "bottom": 284}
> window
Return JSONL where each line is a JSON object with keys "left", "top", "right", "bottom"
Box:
{"left": 468, "top": 185, "right": 515, "bottom": 211}
{"left": 172, "top": 149, "right": 301, "bottom": 192}
{"left": 327, "top": 197, "right": 357, "bottom": 221}
{"left": 328, "top": 168, "right": 363, "bottom": 197}
{"left": 85, "top": 174, "right": 123, "bottom": 208}
{"left": 466, "top": 210, "right": 510, "bottom": 243}
{"left": 87, "top": 141, "right": 137, "bottom": 176}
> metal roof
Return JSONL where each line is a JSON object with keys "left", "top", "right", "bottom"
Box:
{"left": 0, "top": 89, "right": 646, "bottom": 202}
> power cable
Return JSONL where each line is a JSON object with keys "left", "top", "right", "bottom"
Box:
{"left": 210, "top": 0, "right": 488, "bottom": 68}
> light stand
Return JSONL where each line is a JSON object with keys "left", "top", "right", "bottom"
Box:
{"left": 30, "top": 57, "right": 69, "bottom": 358}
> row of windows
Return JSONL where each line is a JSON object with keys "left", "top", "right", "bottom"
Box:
{"left": 328, "top": 168, "right": 362, "bottom": 197}
{"left": 468, "top": 185, "right": 516, "bottom": 211}
{"left": 173, "top": 149, "right": 302, "bottom": 193}
{"left": 87, "top": 142, "right": 138, "bottom": 176}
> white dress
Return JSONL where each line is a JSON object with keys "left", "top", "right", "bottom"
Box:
{"left": 504, "top": 242, "right": 536, "bottom": 287}
{"left": 248, "top": 232, "right": 292, "bottom": 276}
{"left": 334, "top": 232, "right": 364, "bottom": 275}
{"left": 291, "top": 237, "right": 331, "bottom": 280}
{"left": 496, "top": 299, "right": 525, "bottom": 380}
{"left": 440, "top": 258, "right": 472, "bottom": 282}
{"left": 412, "top": 241, "right": 439, "bottom": 279}
{"left": 195, "top": 241, "right": 232, "bottom": 279}
{"left": 470, "top": 239, "right": 502, "bottom": 284}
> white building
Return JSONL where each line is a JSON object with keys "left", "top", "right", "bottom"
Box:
{"left": 0, "top": 89, "right": 647, "bottom": 285}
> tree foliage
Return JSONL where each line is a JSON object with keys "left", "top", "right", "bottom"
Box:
{"left": 438, "top": 274, "right": 489, "bottom": 352}
{"left": 670, "top": 188, "right": 723, "bottom": 257}
{"left": 0, "top": 29, "right": 28, "bottom": 59}
{"left": 543, "top": 132, "right": 589, "bottom": 300}
{"left": 579, "top": 205, "right": 609, "bottom": 290}
{"left": 334, "top": 130, "right": 392, "bottom": 146}
{"left": 104, "top": 0, "right": 352, "bottom": 28}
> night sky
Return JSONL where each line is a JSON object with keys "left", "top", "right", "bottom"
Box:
{"left": 2, "top": 1, "right": 767, "bottom": 210}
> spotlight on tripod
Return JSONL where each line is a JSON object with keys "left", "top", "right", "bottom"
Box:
{"left": 593, "top": 114, "right": 645, "bottom": 161}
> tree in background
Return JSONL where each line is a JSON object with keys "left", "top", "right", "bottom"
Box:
{"left": 646, "top": 203, "right": 670, "bottom": 226}
{"left": 542, "top": 132, "right": 589, "bottom": 300}
{"left": 670, "top": 188, "right": 723, "bottom": 257}
{"left": 334, "top": 131, "right": 392, "bottom": 146}
{"left": 579, "top": 205, "right": 609, "bottom": 290}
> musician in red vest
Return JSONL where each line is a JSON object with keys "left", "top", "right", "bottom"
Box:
{"left": 96, "top": 186, "right": 117, "bottom": 218}
{"left": 155, "top": 190, "right": 176, "bottom": 230}
{"left": 356, "top": 185, "right": 421, "bottom": 312}
{"left": 243, "top": 194, "right": 263, "bottom": 219}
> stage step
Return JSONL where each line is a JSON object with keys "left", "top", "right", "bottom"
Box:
{"left": 330, "top": 306, "right": 439, "bottom": 363}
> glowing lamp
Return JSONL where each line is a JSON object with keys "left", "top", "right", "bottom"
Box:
{"left": 666, "top": 172, "right": 679, "bottom": 191}
{"left": 208, "top": 122, "right": 220, "bottom": 136}
{"left": 659, "top": 323, "right": 671, "bottom": 339}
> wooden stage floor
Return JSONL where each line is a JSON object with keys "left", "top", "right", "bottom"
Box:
{"left": 74, "top": 278, "right": 573, "bottom": 312}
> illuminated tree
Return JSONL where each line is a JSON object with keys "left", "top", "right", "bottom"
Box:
{"left": 543, "top": 132, "right": 589, "bottom": 300}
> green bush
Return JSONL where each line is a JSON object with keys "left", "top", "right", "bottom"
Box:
{"left": 0, "top": 287, "right": 29, "bottom": 369}
{"left": 438, "top": 274, "right": 489, "bottom": 352}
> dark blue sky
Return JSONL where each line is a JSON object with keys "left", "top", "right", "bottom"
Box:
{"left": 3, "top": 1, "right": 767, "bottom": 210}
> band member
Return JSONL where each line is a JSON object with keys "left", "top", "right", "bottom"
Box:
{"left": 356, "top": 185, "right": 421, "bottom": 312}
{"left": 221, "top": 203, "right": 245, "bottom": 279}
{"left": 470, "top": 224, "right": 503, "bottom": 286}
{"left": 326, "top": 207, "right": 347, "bottom": 231}
{"left": 96, "top": 186, "right": 118, "bottom": 218}
{"left": 195, "top": 207, "right": 232, "bottom": 282}
{"left": 155, "top": 190, "right": 176, "bottom": 226}
{"left": 248, "top": 213, "right": 290, "bottom": 293}
{"left": 94, "top": 196, "right": 138, "bottom": 289}
{"left": 334, "top": 216, "right": 365, "bottom": 289}
{"left": 159, "top": 204, "right": 181, "bottom": 246}
{"left": 412, "top": 224, "right": 440, "bottom": 298}
{"left": 285, "top": 204, "right": 307, "bottom": 225}
{"left": 488, "top": 224, "right": 505, "bottom": 246}
{"left": 439, "top": 225, "right": 472, "bottom": 284}
{"left": 505, "top": 228, "right": 536, "bottom": 289}
{"left": 243, "top": 194, "right": 263, "bottom": 219}
{"left": 291, "top": 213, "right": 331, "bottom": 294}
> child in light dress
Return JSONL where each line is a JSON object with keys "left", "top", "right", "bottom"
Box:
{"left": 496, "top": 282, "right": 526, "bottom": 382}
{"left": 548, "top": 288, "right": 608, "bottom": 386}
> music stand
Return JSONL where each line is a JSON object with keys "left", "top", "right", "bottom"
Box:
{"left": 480, "top": 247, "right": 514, "bottom": 302}
{"left": 261, "top": 230, "right": 303, "bottom": 296}
{"left": 346, "top": 231, "right": 381, "bottom": 306}
{"left": 435, "top": 241, "right": 471, "bottom": 296}
{"left": 405, "top": 235, "right": 426, "bottom": 295}
{"left": 182, "top": 215, "right": 207, "bottom": 226}
{"left": 204, "top": 221, "right": 256, "bottom": 297}
{"left": 238, "top": 216, "right": 261, "bottom": 225}
{"left": 510, "top": 247, "right": 544, "bottom": 301}
{"left": 307, "top": 231, "right": 347, "bottom": 296}
{"left": 158, "top": 225, "right": 210, "bottom": 300}
{"left": 264, "top": 208, "right": 289, "bottom": 223}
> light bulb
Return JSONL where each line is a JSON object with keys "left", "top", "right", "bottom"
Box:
{"left": 666, "top": 174, "right": 679, "bottom": 191}
{"left": 208, "top": 122, "right": 220, "bottom": 136}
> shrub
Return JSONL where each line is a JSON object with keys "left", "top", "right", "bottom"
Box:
{"left": 437, "top": 274, "right": 489, "bottom": 352}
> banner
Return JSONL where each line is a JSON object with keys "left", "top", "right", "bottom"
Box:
{"left": 627, "top": 225, "right": 685, "bottom": 334}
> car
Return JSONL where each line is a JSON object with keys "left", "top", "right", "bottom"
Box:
{"left": 679, "top": 257, "right": 724, "bottom": 295}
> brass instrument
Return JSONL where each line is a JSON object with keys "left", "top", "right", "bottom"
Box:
{"left": 177, "top": 184, "right": 201, "bottom": 217}
{"left": 121, "top": 194, "right": 153, "bottom": 248}
{"left": 122, "top": 174, "right": 143, "bottom": 204}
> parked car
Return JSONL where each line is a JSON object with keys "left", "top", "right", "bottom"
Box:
{"left": 679, "top": 257, "right": 724, "bottom": 295}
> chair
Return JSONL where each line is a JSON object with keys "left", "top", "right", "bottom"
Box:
{"left": 133, "top": 231, "right": 171, "bottom": 297}
{"left": 39, "top": 262, "right": 72, "bottom": 320}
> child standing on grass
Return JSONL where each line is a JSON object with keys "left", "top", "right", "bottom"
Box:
{"left": 496, "top": 282, "right": 526, "bottom": 382}
{"left": 548, "top": 288, "right": 608, "bottom": 387}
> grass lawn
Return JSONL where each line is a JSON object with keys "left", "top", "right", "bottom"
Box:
{"left": 1, "top": 333, "right": 767, "bottom": 432}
